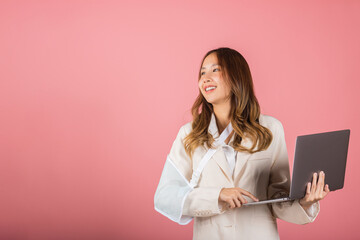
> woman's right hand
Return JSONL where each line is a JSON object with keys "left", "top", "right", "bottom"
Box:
{"left": 219, "top": 188, "right": 259, "bottom": 209}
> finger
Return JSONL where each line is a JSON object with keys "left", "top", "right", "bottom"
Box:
{"left": 305, "top": 182, "right": 311, "bottom": 196}
{"left": 236, "top": 191, "right": 247, "bottom": 204}
{"left": 300, "top": 183, "right": 311, "bottom": 206}
{"left": 228, "top": 199, "right": 235, "bottom": 209}
{"left": 311, "top": 172, "right": 317, "bottom": 194}
{"left": 238, "top": 194, "right": 248, "bottom": 205}
{"left": 323, "top": 184, "right": 330, "bottom": 197}
{"left": 316, "top": 171, "right": 325, "bottom": 197}
{"left": 238, "top": 189, "right": 259, "bottom": 202}
{"left": 233, "top": 197, "right": 242, "bottom": 208}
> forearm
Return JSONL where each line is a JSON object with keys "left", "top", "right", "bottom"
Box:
{"left": 182, "top": 186, "right": 225, "bottom": 217}
{"left": 272, "top": 199, "right": 320, "bottom": 224}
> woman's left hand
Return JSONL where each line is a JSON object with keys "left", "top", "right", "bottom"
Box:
{"left": 299, "top": 171, "right": 330, "bottom": 210}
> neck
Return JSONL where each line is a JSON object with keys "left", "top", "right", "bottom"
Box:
{"left": 213, "top": 99, "right": 231, "bottom": 134}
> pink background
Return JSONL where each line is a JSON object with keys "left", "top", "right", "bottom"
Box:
{"left": 1, "top": 0, "right": 359, "bottom": 239}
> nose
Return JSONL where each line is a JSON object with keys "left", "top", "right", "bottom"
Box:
{"left": 202, "top": 77, "right": 211, "bottom": 83}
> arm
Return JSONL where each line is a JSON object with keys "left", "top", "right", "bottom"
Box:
{"left": 168, "top": 125, "right": 225, "bottom": 217}
{"left": 267, "top": 120, "right": 320, "bottom": 224}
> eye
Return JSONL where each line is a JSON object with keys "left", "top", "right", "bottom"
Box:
{"left": 213, "top": 68, "right": 220, "bottom": 72}
{"left": 201, "top": 72, "right": 205, "bottom": 75}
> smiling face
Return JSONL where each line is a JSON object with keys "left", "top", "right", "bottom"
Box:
{"left": 198, "top": 52, "right": 232, "bottom": 106}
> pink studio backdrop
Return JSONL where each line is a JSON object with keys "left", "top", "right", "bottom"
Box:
{"left": 1, "top": 0, "right": 359, "bottom": 239}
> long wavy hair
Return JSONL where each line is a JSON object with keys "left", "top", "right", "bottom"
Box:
{"left": 183, "top": 47, "right": 273, "bottom": 160}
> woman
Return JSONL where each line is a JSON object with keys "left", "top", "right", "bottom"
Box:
{"left": 154, "top": 47, "right": 329, "bottom": 239}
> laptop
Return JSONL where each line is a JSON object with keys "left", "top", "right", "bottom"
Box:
{"left": 243, "top": 129, "right": 350, "bottom": 206}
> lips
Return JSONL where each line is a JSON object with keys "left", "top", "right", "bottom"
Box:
{"left": 204, "top": 85, "right": 217, "bottom": 92}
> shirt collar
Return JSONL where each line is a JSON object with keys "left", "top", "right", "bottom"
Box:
{"left": 208, "top": 112, "right": 235, "bottom": 146}
{"left": 208, "top": 112, "right": 262, "bottom": 149}
{"left": 208, "top": 112, "right": 219, "bottom": 138}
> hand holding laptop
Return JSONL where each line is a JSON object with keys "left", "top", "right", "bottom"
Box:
{"left": 218, "top": 129, "right": 349, "bottom": 209}
{"left": 218, "top": 170, "right": 331, "bottom": 210}
{"left": 299, "top": 171, "right": 330, "bottom": 211}
{"left": 242, "top": 129, "right": 349, "bottom": 206}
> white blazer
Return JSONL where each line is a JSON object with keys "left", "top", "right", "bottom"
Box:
{"left": 167, "top": 113, "right": 320, "bottom": 240}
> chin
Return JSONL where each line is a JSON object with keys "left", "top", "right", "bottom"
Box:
{"left": 206, "top": 100, "right": 217, "bottom": 105}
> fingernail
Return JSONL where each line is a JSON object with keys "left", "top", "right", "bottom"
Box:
{"left": 320, "top": 171, "right": 324, "bottom": 175}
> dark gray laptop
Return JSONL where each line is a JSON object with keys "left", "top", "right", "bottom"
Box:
{"left": 244, "top": 129, "right": 350, "bottom": 206}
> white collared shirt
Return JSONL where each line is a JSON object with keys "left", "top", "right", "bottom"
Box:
{"left": 208, "top": 112, "right": 237, "bottom": 178}
{"left": 221, "top": 144, "right": 237, "bottom": 178}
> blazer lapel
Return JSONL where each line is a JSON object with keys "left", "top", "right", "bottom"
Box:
{"left": 233, "top": 114, "right": 266, "bottom": 182}
{"left": 212, "top": 147, "right": 233, "bottom": 183}
{"left": 207, "top": 112, "right": 233, "bottom": 183}
{"left": 206, "top": 112, "right": 266, "bottom": 184}
{"left": 233, "top": 134, "right": 257, "bottom": 184}
{"left": 210, "top": 132, "right": 258, "bottom": 184}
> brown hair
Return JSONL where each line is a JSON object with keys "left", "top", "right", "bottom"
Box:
{"left": 183, "top": 47, "right": 273, "bottom": 160}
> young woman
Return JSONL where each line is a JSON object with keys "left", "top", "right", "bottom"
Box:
{"left": 154, "top": 47, "right": 329, "bottom": 239}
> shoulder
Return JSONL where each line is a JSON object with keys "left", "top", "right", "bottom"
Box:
{"left": 259, "top": 113, "right": 284, "bottom": 134}
{"left": 178, "top": 121, "right": 193, "bottom": 137}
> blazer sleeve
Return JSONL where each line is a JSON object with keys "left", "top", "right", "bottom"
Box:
{"left": 267, "top": 120, "right": 320, "bottom": 224}
{"left": 168, "top": 125, "right": 225, "bottom": 217}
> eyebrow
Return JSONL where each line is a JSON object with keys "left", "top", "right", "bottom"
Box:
{"left": 201, "top": 64, "right": 220, "bottom": 70}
